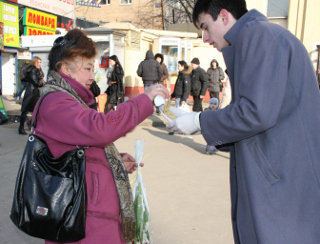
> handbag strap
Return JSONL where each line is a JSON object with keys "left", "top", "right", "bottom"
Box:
{"left": 31, "top": 92, "right": 55, "bottom": 130}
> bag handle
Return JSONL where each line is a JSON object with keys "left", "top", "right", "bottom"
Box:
{"left": 31, "top": 92, "right": 55, "bottom": 131}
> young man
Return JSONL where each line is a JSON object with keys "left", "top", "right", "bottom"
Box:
{"left": 168, "top": 0, "right": 320, "bottom": 243}
{"left": 190, "top": 57, "right": 208, "bottom": 112}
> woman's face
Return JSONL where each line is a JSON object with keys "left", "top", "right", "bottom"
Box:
{"left": 109, "top": 59, "right": 116, "bottom": 67}
{"left": 68, "top": 57, "right": 95, "bottom": 90}
{"left": 156, "top": 57, "right": 162, "bottom": 63}
{"left": 178, "top": 63, "right": 184, "bottom": 71}
{"left": 35, "top": 59, "right": 42, "bottom": 69}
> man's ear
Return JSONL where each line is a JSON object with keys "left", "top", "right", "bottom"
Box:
{"left": 219, "top": 9, "right": 230, "bottom": 26}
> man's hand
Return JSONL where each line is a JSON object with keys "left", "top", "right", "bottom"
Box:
{"left": 167, "top": 112, "right": 201, "bottom": 135}
{"left": 122, "top": 153, "right": 144, "bottom": 174}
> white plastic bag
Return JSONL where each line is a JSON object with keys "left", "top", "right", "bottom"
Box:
{"left": 178, "top": 103, "right": 191, "bottom": 113}
{"left": 133, "top": 140, "right": 150, "bottom": 244}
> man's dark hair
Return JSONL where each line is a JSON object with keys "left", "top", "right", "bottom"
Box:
{"left": 154, "top": 53, "right": 164, "bottom": 64}
{"left": 178, "top": 60, "right": 188, "bottom": 69}
{"left": 193, "top": 0, "right": 248, "bottom": 29}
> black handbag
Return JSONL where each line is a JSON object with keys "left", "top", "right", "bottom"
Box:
{"left": 10, "top": 93, "right": 87, "bottom": 242}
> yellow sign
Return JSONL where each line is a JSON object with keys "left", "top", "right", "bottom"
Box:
{"left": 0, "top": 2, "right": 19, "bottom": 48}
{"left": 24, "top": 26, "right": 55, "bottom": 36}
{"left": 23, "top": 8, "right": 57, "bottom": 31}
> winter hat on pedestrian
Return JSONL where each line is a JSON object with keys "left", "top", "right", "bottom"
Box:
{"left": 191, "top": 57, "right": 200, "bottom": 65}
{"left": 209, "top": 97, "right": 219, "bottom": 109}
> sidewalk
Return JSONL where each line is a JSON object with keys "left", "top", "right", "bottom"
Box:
{"left": 0, "top": 95, "right": 25, "bottom": 122}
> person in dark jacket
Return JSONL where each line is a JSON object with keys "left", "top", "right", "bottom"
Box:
{"left": 16, "top": 60, "right": 30, "bottom": 104}
{"left": 154, "top": 53, "right": 169, "bottom": 86}
{"left": 104, "top": 55, "right": 124, "bottom": 113}
{"left": 137, "top": 50, "right": 162, "bottom": 90}
{"left": 19, "top": 56, "right": 44, "bottom": 135}
{"left": 89, "top": 80, "right": 101, "bottom": 110}
{"left": 171, "top": 60, "right": 192, "bottom": 108}
{"left": 207, "top": 59, "right": 224, "bottom": 106}
{"left": 190, "top": 57, "right": 208, "bottom": 112}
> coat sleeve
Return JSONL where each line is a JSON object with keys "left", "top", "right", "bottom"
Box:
{"left": 27, "top": 68, "right": 42, "bottom": 87}
{"left": 157, "top": 64, "right": 163, "bottom": 82}
{"left": 207, "top": 69, "right": 212, "bottom": 82}
{"left": 116, "top": 73, "right": 124, "bottom": 98}
{"left": 137, "top": 62, "right": 143, "bottom": 77}
{"left": 219, "top": 68, "right": 225, "bottom": 81}
{"left": 181, "top": 74, "right": 191, "bottom": 102}
{"left": 199, "top": 69, "right": 208, "bottom": 96}
{"left": 200, "top": 28, "right": 289, "bottom": 146}
{"left": 160, "top": 64, "right": 169, "bottom": 82}
{"left": 35, "top": 93, "right": 154, "bottom": 148}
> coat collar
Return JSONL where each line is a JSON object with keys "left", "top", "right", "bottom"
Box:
{"left": 42, "top": 70, "right": 95, "bottom": 107}
{"left": 223, "top": 9, "right": 268, "bottom": 47}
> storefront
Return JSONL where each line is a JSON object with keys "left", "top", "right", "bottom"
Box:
{"left": 0, "top": 2, "right": 20, "bottom": 96}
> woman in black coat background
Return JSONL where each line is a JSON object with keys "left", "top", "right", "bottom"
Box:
{"left": 19, "top": 56, "right": 44, "bottom": 135}
{"left": 104, "top": 55, "right": 124, "bottom": 113}
{"left": 171, "top": 60, "right": 192, "bottom": 108}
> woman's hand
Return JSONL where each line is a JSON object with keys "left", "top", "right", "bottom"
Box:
{"left": 145, "top": 84, "right": 169, "bottom": 102}
{"left": 122, "top": 153, "right": 144, "bottom": 174}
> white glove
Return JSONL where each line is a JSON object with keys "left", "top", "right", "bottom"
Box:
{"left": 167, "top": 112, "right": 201, "bottom": 135}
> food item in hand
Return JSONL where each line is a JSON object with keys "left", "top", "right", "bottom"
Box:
{"left": 163, "top": 100, "right": 177, "bottom": 120}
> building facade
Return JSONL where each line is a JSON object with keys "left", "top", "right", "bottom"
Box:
{"left": 76, "top": 0, "right": 164, "bottom": 30}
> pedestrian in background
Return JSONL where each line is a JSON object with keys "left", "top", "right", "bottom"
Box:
{"left": 168, "top": 0, "right": 320, "bottom": 243}
{"left": 154, "top": 53, "right": 169, "bottom": 86}
{"left": 18, "top": 56, "right": 44, "bottom": 135}
{"left": 137, "top": 50, "right": 163, "bottom": 114}
{"left": 207, "top": 59, "right": 224, "bottom": 107}
{"left": 171, "top": 60, "right": 192, "bottom": 108}
{"left": 37, "top": 29, "right": 169, "bottom": 244}
{"left": 104, "top": 55, "right": 124, "bottom": 114}
{"left": 137, "top": 50, "right": 162, "bottom": 91}
{"left": 190, "top": 57, "right": 208, "bottom": 112}
{"left": 16, "top": 60, "right": 30, "bottom": 104}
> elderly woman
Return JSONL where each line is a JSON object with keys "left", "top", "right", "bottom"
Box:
{"left": 33, "top": 29, "right": 168, "bottom": 244}
{"left": 18, "top": 56, "right": 44, "bottom": 135}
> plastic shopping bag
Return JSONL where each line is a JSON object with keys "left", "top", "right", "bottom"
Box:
{"left": 133, "top": 140, "right": 150, "bottom": 244}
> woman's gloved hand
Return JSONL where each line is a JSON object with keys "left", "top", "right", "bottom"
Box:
{"left": 167, "top": 112, "right": 201, "bottom": 135}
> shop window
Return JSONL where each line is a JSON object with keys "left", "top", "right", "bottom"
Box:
{"left": 120, "top": 0, "right": 131, "bottom": 5}
{"left": 101, "top": 0, "right": 110, "bottom": 4}
{"left": 162, "top": 46, "right": 178, "bottom": 72}
{"left": 267, "top": 0, "right": 289, "bottom": 28}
